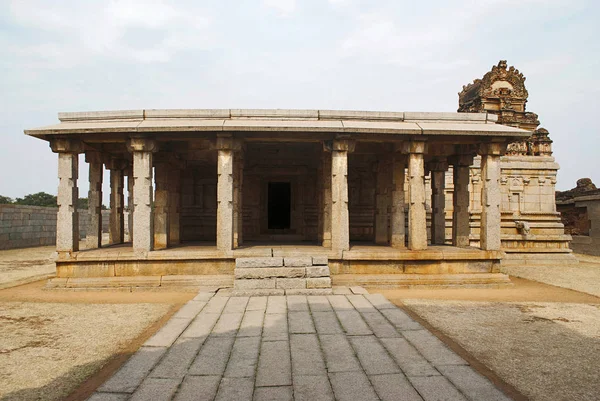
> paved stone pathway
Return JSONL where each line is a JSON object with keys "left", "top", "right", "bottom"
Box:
{"left": 89, "top": 292, "right": 512, "bottom": 401}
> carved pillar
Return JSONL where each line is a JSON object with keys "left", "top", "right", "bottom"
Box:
{"left": 480, "top": 143, "right": 503, "bottom": 251}
{"left": 331, "top": 138, "right": 354, "bottom": 253}
{"left": 126, "top": 168, "right": 134, "bottom": 242}
{"left": 154, "top": 161, "right": 170, "bottom": 250}
{"left": 430, "top": 159, "right": 448, "bottom": 245}
{"left": 50, "top": 139, "right": 82, "bottom": 256}
{"left": 451, "top": 154, "right": 474, "bottom": 247}
{"left": 407, "top": 141, "right": 427, "bottom": 250}
{"left": 216, "top": 134, "right": 240, "bottom": 252}
{"left": 128, "top": 138, "right": 156, "bottom": 253}
{"left": 375, "top": 151, "right": 393, "bottom": 245}
{"left": 106, "top": 158, "right": 126, "bottom": 245}
{"left": 391, "top": 153, "right": 406, "bottom": 248}
{"left": 321, "top": 146, "right": 332, "bottom": 248}
{"left": 85, "top": 151, "right": 103, "bottom": 249}
{"left": 233, "top": 145, "right": 245, "bottom": 248}
{"left": 168, "top": 166, "right": 181, "bottom": 246}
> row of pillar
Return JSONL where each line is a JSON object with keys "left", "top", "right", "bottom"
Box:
{"left": 51, "top": 137, "right": 503, "bottom": 257}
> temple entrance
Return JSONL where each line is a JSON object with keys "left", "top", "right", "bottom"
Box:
{"left": 268, "top": 182, "right": 291, "bottom": 229}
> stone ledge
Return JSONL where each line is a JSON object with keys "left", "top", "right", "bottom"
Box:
{"left": 235, "top": 257, "right": 283, "bottom": 268}
{"left": 276, "top": 278, "right": 306, "bottom": 289}
{"left": 231, "top": 289, "right": 285, "bottom": 296}
{"left": 234, "top": 278, "right": 276, "bottom": 290}
{"left": 235, "top": 267, "right": 305, "bottom": 279}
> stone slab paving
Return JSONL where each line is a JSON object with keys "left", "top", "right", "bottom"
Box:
{"left": 89, "top": 291, "right": 513, "bottom": 401}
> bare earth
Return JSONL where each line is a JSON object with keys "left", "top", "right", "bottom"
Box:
{"left": 0, "top": 281, "right": 194, "bottom": 401}
{"left": 0, "top": 246, "right": 55, "bottom": 289}
{"left": 377, "top": 274, "right": 600, "bottom": 401}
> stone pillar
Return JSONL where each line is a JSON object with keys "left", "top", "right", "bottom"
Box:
{"left": 321, "top": 147, "right": 332, "bottom": 248}
{"left": 126, "top": 168, "right": 134, "bottom": 243}
{"left": 154, "top": 162, "right": 170, "bottom": 250}
{"left": 128, "top": 138, "right": 157, "bottom": 253}
{"left": 451, "top": 154, "right": 473, "bottom": 247}
{"left": 106, "top": 159, "right": 126, "bottom": 245}
{"left": 50, "top": 139, "right": 82, "bottom": 255}
{"left": 85, "top": 151, "right": 103, "bottom": 249}
{"left": 216, "top": 135, "right": 240, "bottom": 252}
{"left": 331, "top": 138, "right": 354, "bottom": 253}
{"left": 375, "top": 152, "right": 393, "bottom": 245}
{"left": 430, "top": 159, "right": 448, "bottom": 245}
{"left": 407, "top": 141, "right": 427, "bottom": 250}
{"left": 480, "top": 143, "right": 503, "bottom": 251}
{"left": 233, "top": 146, "right": 244, "bottom": 248}
{"left": 391, "top": 153, "right": 406, "bottom": 248}
{"left": 168, "top": 166, "right": 181, "bottom": 246}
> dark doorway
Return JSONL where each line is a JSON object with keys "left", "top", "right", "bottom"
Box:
{"left": 268, "top": 182, "right": 291, "bottom": 229}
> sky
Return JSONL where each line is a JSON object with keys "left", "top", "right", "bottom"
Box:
{"left": 1, "top": 0, "right": 599, "bottom": 203}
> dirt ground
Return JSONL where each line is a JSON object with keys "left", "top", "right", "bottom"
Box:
{"left": 375, "top": 277, "right": 600, "bottom": 401}
{"left": 0, "top": 281, "right": 194, "bottom": 401}
{"left": 0, "top": 246, "right": 55, "bottom": 289}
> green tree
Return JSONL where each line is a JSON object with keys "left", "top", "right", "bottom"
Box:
{"left": 0, "top": 195, "right": 13, "bottom": 204}
{"left": 14, "top": 192, "right": 57, "bottom": 207}
{"left": 77, "top": 197, "right": 89, "bottom": 209}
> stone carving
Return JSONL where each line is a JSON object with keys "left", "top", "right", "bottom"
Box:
{"left": 458, "top": 60, "right": 554, "bottom": 156}
{"left": 515, "top": 220, "right": 531, "bottom": 236}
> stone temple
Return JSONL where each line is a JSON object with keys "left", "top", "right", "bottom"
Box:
{"left": 25, "top": 60, "right": 572, "bottom": 292}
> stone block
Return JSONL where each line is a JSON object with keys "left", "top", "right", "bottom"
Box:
{"left": 276, "top": 278, "right": 306, "bottom": 289}
{"left": 144, "top": 317, "right": 193, "bottom": 347}
{"left": 234, "top": 278, "right": 276, "bottom": 290}
{"left": 231, "top": 289, "right": 284, "bottom": 296}
{"left": 188, "top": 336, "right": 236, "bottom": 376}
{"left": 285, "top": 289, "right": 333, "bottom": 295}
{"left": 438, "top": 365, "right": 512, "bottom": 401}
{"left": 348, "top": 336, "right": 400, "bottom": 375}
{"left": 88, "top": 393, "right": 128, "bottom": 401}
{"left": 369, "top": 374, "right": 423, "bottom": 401}
{"left": 293, "top": 375, "right": 334, "bottom": 401}
{"left": 335, "top": 310, "right": 373, "bottom": 336}
{"left": 290, "top": 334, "right": 325, "bottom": 375}
{"left": 263, "top": 313, "right": 288, "bottom": 341}
{"left": 408, "top": 376, "right": 467, "bottom": 401}
{"left": 172, "top": 301, "right": 206, "bottom": 320}
{"left": 350, "top": 286, "right": 369, "bottom": 294}
{"left": 214, "top": 377, "right": 254, "bottom": 401}
{"left": 129, "top": 377, "right": 180, "bottom": 401}
{"left": 307, "top": 295, "right": 333, "bottom": 312}
{"left": 255, "top": 340, "right": 292, "bottom": 387}
{"left": 266, "top": 296, "right": 287, "bottom": 314}
{"left": 223, "top": 297, "right": 249, "bottom": 313}
{"left": 312, "top": 312, "right": 343, "bottom": 335}
{"left": 98, "top": 346, "right": 167, "bottom": 393}
{"left": 360, "top": 312, "right": 401, "bottom": 338}
{"left": 306, "top": 277, "right": 332, "bottom": 289}
{"left": 306, "top": 266, "right": 330, "bottom": 277}
{"left": 288, "top": 311, "right": 315, "bottom": 334}
{"left": 238, "top": 310, "right": 265, "bottom": 337}
{"left": 253, "top": 386, "right": 293, "bottom": 401}
{"left": 149, "top": 337, "right": 205, "bottom": 379}
{"left": 402, "top": 329, "right": 467, "bottom": 366}
{"left": 319, "top": 334, "right": 362, "bottom": 372}
{"left": 283, "top": 256, "right": 312, "bottom": 266}
{"left": 234, "top": 267, "right": 305, "bottom": 279}
{"left": 328, "top": 371, "right": 380, "bottom": 401}
{"left": 312, "top": 255, "right": 329, "bottom": 265}
{"left": 223, "top": 336, "right": 261, "bottom": 378}
{"left": 212, "top": 312, "right": 243, "bottom": 337}
{"left": 380, "top": 337, "right": 439, "bottom": 377}
{"left": 174, "top": 375, "right": 220, "bottom": 401}
{"left": 235, "top": 257, "right": 283, "bottom": 268}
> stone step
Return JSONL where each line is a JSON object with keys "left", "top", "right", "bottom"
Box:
{"left": 332, "top": 273, "right": 512, "bottom": 288}
{"left": 233, "top": 256, "right": 332, "bottom": 296}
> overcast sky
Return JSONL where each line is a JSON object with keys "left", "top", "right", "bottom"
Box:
{"left": 1, "top": 0, "right": 599, "bottom": 202}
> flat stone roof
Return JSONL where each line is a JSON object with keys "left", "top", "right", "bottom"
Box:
{"left": 25, "top": 108, "right": 531, "bottom": 139}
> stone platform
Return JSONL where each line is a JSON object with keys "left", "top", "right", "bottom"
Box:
{"left": 48, "top": 244, "right": 506, "bottom": 290}
{"left": 88, "top": 292, "right": 512, "bottom": 401}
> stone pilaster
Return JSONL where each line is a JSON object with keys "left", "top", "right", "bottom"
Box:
{"left": 154, "top": 162, "right": 170, "bottom": 250}
{"left": 331, "top": 138, "right": 354, "bottom": 253}
{"left": 216, "top": 135, "right": 240, "bottom": 253}
{"left": 391, "top": 154, "right": 406, "bottom": 248}
{"left": 406, "top": 141, "right": 427, "bottom": 250}
{"left": 321, "top": 146, "right": 332, "bottom": 248}
{"left": 480, "top": 143, "right": 504, "bottom": 250}
{"left": 128, "top": 138, "right": 157, "bottom": 254}
{"left": 50, "top": 139, "right": 83, "bottom": 255}
{"left": 85, "top": 151, "right": 103, "bottom": 249}
{"left": 451, "top": 154, "right": 474, "bottom": 247}
{"left": 168, "top": 166, "right": 181, "bottom": 246}
{"left": 430, "top": 159, "right": 448, "bottom": 245}
{"left": 375, "top": 152, "right": 393, "bottom": 245}
{"left": 106, "top": 158, "right": 126, "bottom": 245}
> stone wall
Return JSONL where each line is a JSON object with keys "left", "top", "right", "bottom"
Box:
{"left": 0, "top": 205, "right": 115, "bottom": 250}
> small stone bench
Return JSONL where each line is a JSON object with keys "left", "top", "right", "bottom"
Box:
{"left": 232, "top": 256, "right": 332, "bottom": 296}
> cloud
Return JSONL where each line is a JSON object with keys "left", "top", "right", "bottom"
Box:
{"left": 263, "top": 0, "right": 296, "bottom": 16}
{"left": 5, "top": 0, "right": 213, "bottom": 65}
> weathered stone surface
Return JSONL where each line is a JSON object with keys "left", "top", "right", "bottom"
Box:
{"left": 223, "top": 297, "right": 249, "bottom": 313}
{"left": 305, "top": 266, "right": 330, "bottom": 277}
{"left": 285, "top": 289, "right": 333, "bottom": 295}
{"left": 438, "top": 365, "right": 512, "bottom": 401}
{"left": 174, "top": 376, "right": 221, "bottom": 401}
{"left": 361, "top": 312, "right": 401, "bottom": 338}
{"left": 288, "top": 311, "right": 315, "bottom": 334}
{"left": 307, "top": 295, "right": 333, "bottom": 312}
{"left": 98, "top": 346, "right": 167, "bottom": 393}
{"left": 256, "top": 340, "right": 292, "bottom": 386}
{"left": 293, "top": 375, "right": 334, "bottom": 401}
{"left": 238, "top": 310, "right": 265, "bottom": 337}
{"left": 319, "top": 334, "right": 362, "bottom": 372}
{"left": 335, "top": 310, "right": 373, "bottom": 336}
{"left": 306, "top": 277, "right": 331, "bottom": 289}
{"left": 188, "top": 336, "right": 235, "bottom": 376}
{"left": 234, "top": 278, "right": 276, "bottom": 290}
{"left": 262, "top": 313, "right": 288, "bottom": 341}
{"left": 129, "top": 377, "right": 180, "bottom": 401}
{"left": 408, "top": 376, "right": 468, "bottom": 401}
{"left": 266, "top": 296, "right": 287, "bottom": 314}
{"left": 286, "top": 295, "right": 309, "bottom": 311}
{"left": 402, "top": 329, "right": 467, "bottom": 366}
{"left": 283, "top": 256, "right": 312, "bottom": 266}
{"left": 380, "top": 308, "right": 423, "bottom": 331}
{"left": 370, "top": 373, "right": 423, "bottom": 401}
{"left": 276, "top": 278, "right": 306, "bottom": 289}
{"left": 349, "top": 335, "right": 400, "bottom": 375}
{"left": 172, "top": 300, "right": 206, "bottom": 319}
{"left": 235, "top": 267, "right": 305, "bottom": 279}
{"left": 212, "top": 312, "right": 243, "bottom": 337}
{"left": 312, "top": 312, "right": 344, "bottom": 334}
{"left": 149, "top": 337, "right": 204, "bottom": 379}
{"left": 312, "top": 255, "right": 329, "bottom": 265}
{"left": 253, "top": 386, "right": 293, "bottom": 401}
{"left": 329, "top": 371, "right": 380, "bottom": 401}
{"left": 231, "top": 289, "right": 285, "bottom": 296}
{"left": 88, "top": 393, "right": 129, "bottom": 401}
{"left": 235, "top": 257, "right": 283, "bottom": 268}
{"left": 290, "top": 334, "right": 326, "bottom": 375}
{"left": 380, "top": 337, "right": 439, "bottom": 377}
{"left": 223, "top": 336, "right": 261, "bottom": 378}
{"left": 214, "top": 377, "right": 254, "bottom": 401}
